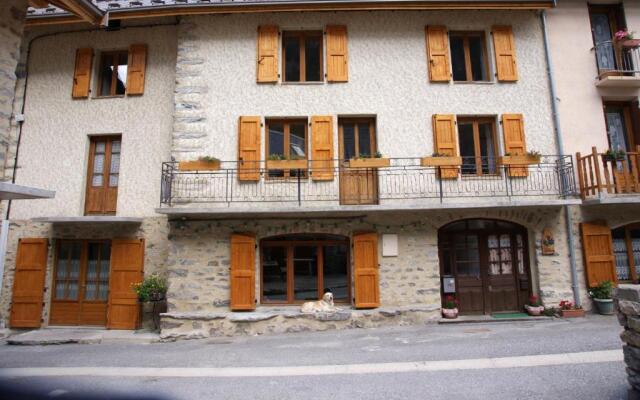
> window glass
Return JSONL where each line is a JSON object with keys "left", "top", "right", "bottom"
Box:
{"left": 305, "top": 35, "right": 322, "bottom": 82}
{"left": 294, "top": 246, "right": 318, "bottom": 301}
{"left": 458, "top": 122, "right": 475, "bottom": 174}
{"left": 342, "top": 123, "right": 356, "bottom": 160}
{"left": 450, "top": 36, "right": 467, "bottom": 81}
{"left": 478, "top": 122, "right": 496, "bottom": 174}
{"left": 262, "top": 247, "right": 287, "bottom": 302}
{"left": 454, "top": 234, "right": 480, "bottom": 278}
{"left": 99, "top": 54, "right": 114, "bottom": 97}
{"left": 323, "top": 244, "right": 349, "bottom": 301}
{"left": 613, "top": 227, "right": 631, "bottom": 281}
{"left": 289, "top": 123, "right": 306, "bottom": 158}
{"left": 268, "top": 123, "right": 285, "bottom": 157}
{"left": 99, "top": 51, "right": 128, "bottom": 96}
{"left": 357, "top": 123, "right": 372, "bottom": 157}
{"left": 284, "top": 35, "right": 301, "bottom": 82}
{"left": 605, "top": 107, "right": 631, "bottom": 152}
{"left": 469, "top": 36, "right": 487, "bottom": 81}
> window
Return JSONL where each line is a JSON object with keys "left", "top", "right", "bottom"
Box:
{"left": 457, "top": 117, "right": 497, "bottom": 175}
{"left": 339, "top": 118, "right": 376, "bottom": 160}
{"left": 266, "top": 119, "right": 308, "bottom": 178}
{"left": 604, "top": 102, "right": 637, "bottom": 152}
{"left": 449, "top": 32, "right": 489, "bottom": 82}
{"left": 261, "top": 234, "right": 350, "bottom": 304}
{"left": 54, "top": 241, "right": 111, "bottom": 302}
{"left": 282, "top": 31, "right": 323, "bottom": 82}
{"left": 589, "top": 5, "right": 626, "bottom": 72}
{"left": 98, "top": 51, "right": 128, "bottom": 97}
{"left": 612, "top": 225, "right": 640, "bottom": 282}
{"left": 85, "top": 136, "right": 121, "bottom": 215}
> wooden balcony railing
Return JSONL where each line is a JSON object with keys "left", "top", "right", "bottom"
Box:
{"left": 576, "top": 146, "right": 640, "bottom": 200}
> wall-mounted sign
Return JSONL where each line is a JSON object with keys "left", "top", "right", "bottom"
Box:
{"left": 443, "top": 276, "right": 456, "bottom": 293}
{"left": 382, "top": 234, "right": 398, "bottom": 257}
{"left": 542, "top": 228, "right": 555, "bottom": 255}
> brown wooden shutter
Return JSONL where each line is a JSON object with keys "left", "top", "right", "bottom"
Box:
{"left": 72, "top": 48, "right": 93, "bottom": 99}
{"left": 326, "top": 25, "right": 349, "bottom": 82}
{"left": 581, "top": 222, "right": 617, "bottom": 288}
{"left": 126, "top": 44, "right": 147, "bottom": 95}
{"left": 502, "top": 114, "right": 528, "bottom": 177}
{"left": 432, "top": 114, "right": 459, "bottom": 179}
{"left": 238, "top": 116, "right": 261, "bottom": 181}
{"left": 257, "top": 25, "right": 279, "bottom": 83}
{"left": 492, "top": 26, "right": 518, "bottom": 82}
{"left": 353, "top": 232, "right": 380, "bottom": 309}
{"left": 426, "top": 26, "right": 451, "bottom": 82}
{"left": 10, "top": 238, "right": 48, "bottom": 328}
{"left": 230, "top": 233, "right": 256, "bottom": 311}
{"left": 107, "top": 239, "right": 144, "bottom": 330}
{"left": 310, "top": 116, "right": 334, "bottom": 181}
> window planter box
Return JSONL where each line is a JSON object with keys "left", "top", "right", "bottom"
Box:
{"left": 179, "top": 159, "right": 221, "bottom": 171}
{"left": 266, "top": 159, "right": 308, "bottom": 170}
{"left": 619, "top": 39, "right": 640, "bottom": 49}
{"left": 498, "top": 155, "right": 541, "bottom": 166}
{"left": 560, "top": 308, "right": 585, "bottom": 318}
{"left": 348, "top": 158, "right": 390, "bottom": 168}
{"left": 420, "top": 156, "right": 462, "bottom": 167}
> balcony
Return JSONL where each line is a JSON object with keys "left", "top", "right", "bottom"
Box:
{"left": 593, "top": 41, "right": 640, "bottom": 88}
{"left": 576, "top": 147, "right": 640, "bottom": 204}
{"left": 158, "top": 156, "right": 577, "bottom": 217}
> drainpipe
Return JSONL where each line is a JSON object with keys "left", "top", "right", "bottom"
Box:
{"left": 540, "top": 9, "right": 582, "bottom": 307}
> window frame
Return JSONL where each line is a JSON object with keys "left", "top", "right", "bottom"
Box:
{"left": 85, "top": 135, "right": 121, "bottom": 215}
{"left": 96, "top": 50, "right": 128, "bottom": 97}
{"left": 449, "top": 31, "right": 490, "bottom": 83}
{"left": 603, "top": 101, "right": 637, "bottom": 151}
{"left": 265, "top": 118, "right": 309, "bottom": 179}
{"left": 338, "top": 118, "right": 377, "bottom": 161}
{"left": 612, "top": 223, "right": 640, "bottom": 283}
{"left": 456, "top": 116, "right": 498, "bottom": 177}
{"left": 281, "top": 30, "right": 324, "bottom": 83}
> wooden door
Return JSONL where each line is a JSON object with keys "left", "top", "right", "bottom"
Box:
{"left": 339, "top": 119, "right": 378, "bottom": 205}
{"left": 230, "top": 233, "right": 256, "bottom": 310}
{"left": 581, "top": 222, "right": 617, "bottom": 287}
{"left": 10, "top": 238, "right": 48, "bottom": 328}
{"left": 450, "top": 234, "right": 484, "bottom": 314}
{"left": 604, "top": 103, "right": 637, "bottom": 191}
{"left": 353, "top": 232, "right": 380, "bottom": 308}
{"left": 85, "top": 136, "right": 120, "bottom": 215}
{"left": 107, "top": 239, "right": 144, "bottom": 329}
{"left": 485, "top": 233, "right": 519, "bottom": 313}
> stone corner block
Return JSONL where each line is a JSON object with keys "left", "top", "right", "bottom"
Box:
{"left": 616, "top": 285, "right": 640, "bottom": 303}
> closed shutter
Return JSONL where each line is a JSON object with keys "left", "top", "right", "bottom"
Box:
{"left": 107, "top": 239, "right": 144, "bottom": 330}
{"left": 502, "top": 114, "right": 528, "bottom": 177}
{"left": 310, "top": 116, "right": 334, "bottom": 181}
{"left": 230, "top": 233, "right": 256, "bottom": 311}
{"left": 432, "top": 114, "right": 459, "bottom": 179}
{"left": 426, "top": 26, "right": 451, "bottom": 82}
{"left": 10, "top": 238, "right": 48, "bottom": 328}
{"left": 257, "top": 25, "right": 279, "bottom": 83}
{"left": 581, "top": 222, "right": 617, "bottom": 287}
{"left": 72, "top": 48, "right": 93, "bottom": 98}
{"left": 238, "top": 116, "right": 261, "bottom": 181}
{"left": 492, "top": 26, "right": 518, "bottom": 82}
{"left": 353, "top": 232, "right": 380, "bottom": 309}
{"left": 326, "top": 25, "right": 349, "bottom": 82}
{"left": 126, "top": 44, "right": 147, "bottom": 95}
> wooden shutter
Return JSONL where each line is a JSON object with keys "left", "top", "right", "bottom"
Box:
{"left": 238, "top": 116, "right": 261, "bottom": 181}
{"left": 492, "top": 26, "right": 518, "bottom": 82}
{"left": 107, "top": 239, "right": 144, "bottom": 330}
{"left": 257, "top": 25, "right": 279, "bottom": 83}
{"left": 353, "top": 232, "right": 380, "bottom": 309}
{"left": 311, "top": 116, "right": 334, "bottom": 181}
{"left": 426, "top": 26, "right": 451, "bottom": 82}
{"left": 230, "top": 233, "right": 256, "bottom": 311}
{"left": 126, "top": 44, "right": 147, "bottom": 95}
{"left": 432, "top": 114, "right": 459, "bottom": 179}
{"left": 10, "top": 238, "right": 48, "bottom": 328}
{"left": 326, "top": 25, "right": 349, "bottom": 82}
{"left": 72, "top": 48, "right": 93, "bottom": 98}
{"left": 502, "top": 114, "right": 528, "bottom": 177}
{"left": 581, "top": 222, "right": 617, "bottom": 287}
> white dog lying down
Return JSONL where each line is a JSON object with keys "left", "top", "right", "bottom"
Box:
{"left": 300, "top": 292, "right": 339, "bottom": 313}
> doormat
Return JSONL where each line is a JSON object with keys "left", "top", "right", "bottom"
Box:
{"left": 491, "top": 312, "right": 529, "bottom": 319}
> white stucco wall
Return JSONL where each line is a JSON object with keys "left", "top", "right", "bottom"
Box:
{"left": 9, "top": 24, "right": 177, "bottom": 219}
{"left": 174, "top": 10, "right": 557, "bottom": 163}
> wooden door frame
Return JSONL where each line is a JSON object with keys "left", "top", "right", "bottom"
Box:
{"left": 338, "top": 118, "right": 379, "bottom": 205}
{"left": 85, "top": 135, "right": 121, "bottom": 215}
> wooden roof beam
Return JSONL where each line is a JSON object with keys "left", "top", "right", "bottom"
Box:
{"left": 47, "top": 0, "right": 104, "bottom": 25}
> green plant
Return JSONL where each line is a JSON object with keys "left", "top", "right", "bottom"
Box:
{"left": 443, "top": 295, "right": 459, "bottom": 309}
{"left": 542, "top": 307, "right": 557, "bottom": 317}
{"left": 588, "top": 280, "right": 613, "bottom": 300}
{"left": 504, "top": 152, "right": 512, "bottom": 156}
{"left": 528, "top": 295, "right": 542, "bottom": 307}
{"left": 604, "top": 149, "right": 626, "bottom": 161}
{"left": 527, "top": 150, "right": 541, "bottom": 158}
{"left": 267, "top": 153, "right": 286, "bottom": 161}
{"left": 132, "top": 274, "right": 168, "bottom": 302}
{"left": 198, "top": 156, "right": 220, "bottom": 163}
{"left": 374, "top": 151, "right": 383, "bottom": 158}
{"left": 431, "top": 152, "right": 448, "bottom": 157}
{"left": 289, "top": 154, "right": 306, "bottom": 160}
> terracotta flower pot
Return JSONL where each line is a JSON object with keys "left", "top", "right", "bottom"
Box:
{"left": 620, "top": 39, "right": 640, "bottom": 48}
{"left": 561, "top": 308, "right": 585, "bottom": 318}
{"left": 442, "top": 308, "right": 459, "bottom": 319}
{"left": 525, "top": 305, "right": 544, "bottom": 316}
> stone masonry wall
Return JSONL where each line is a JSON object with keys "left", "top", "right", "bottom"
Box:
{"left": 614, "top": 284, "right": 640, "bottom": 399}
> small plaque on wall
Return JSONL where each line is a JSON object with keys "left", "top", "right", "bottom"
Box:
{"left": 443, "top": 276, "right": 456, "bottom": 293}
{"left": 382, "top": 234, "right": 398, "bottom": 257}
{"left": 542, "top": 228, "right": 555, "bottom": 255}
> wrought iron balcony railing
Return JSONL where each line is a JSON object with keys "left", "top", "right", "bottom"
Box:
{"left": 576, "top": 146, "right": 640, "bottom": 200}
{"left": 593, "top": 41, "right": 640, "bottom": 79}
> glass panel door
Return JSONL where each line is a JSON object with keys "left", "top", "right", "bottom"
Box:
{"left": 293, "top": 246, "right": 318, "bottom": 301}
{"left": 591, "top": 13, "right": 616, "bottom": 71}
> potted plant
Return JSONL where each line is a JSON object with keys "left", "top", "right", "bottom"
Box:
{"left": 179, "top": 156, "right": 221, "bottom": 171}
{"left": 498, "top": 150, "right": 541, "bottom": 166}
{"left": 132, "top": 274, "right": 168, "bottom": 331}
{"left": 525, "top": 295, "right": 544, "bottom": 316}
{"left": 420, "top": 152, "right": 463, "bottom": 167}
{"left": 615, "top": 29, "right": 640, "bottom": 48}
{"left": 442, "top": 295, "right": 459, "bottom": 319}
{"left": 603, "top": 149, "right": 626, "bottom": 162}
{"left": 266, "top": 153, "right": 308, "bottom": 170}
{"left": 348, "top": 151, "right": 391, "bottom": 168}
{"left": 558, "top": 300, "right": 585, "bottom": 318}
{"left": 588, "top": 280, "right": 614, "bottom": 315}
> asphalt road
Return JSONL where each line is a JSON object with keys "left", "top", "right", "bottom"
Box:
{"left": 0, "top": 315, "right": 629, "bottom": 400}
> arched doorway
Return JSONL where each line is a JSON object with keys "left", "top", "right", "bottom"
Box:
{"left": 438, "top": 219, "right": 531, "bottom": 315}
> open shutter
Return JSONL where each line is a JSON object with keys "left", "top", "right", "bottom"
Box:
{"left": 107, "top": 239, "right": 144, "bottom": 330}
{"left": 432, "top": 114, "right": 459, "bottom": 179}
{"left": 353, "top": 232, "right": 380, "bottom": 309}
{"left": 426, "top": 26, "right": 451, "bottom": 82}
{"left": 238, "top": 116, "right": 261, "bottom": 181}
{"left": 581, "top": 222, "right": 617, "bottom": 287}
{"left": 10, "top": 238, "right": 48, "bottom": 328}
{"left": 502, "top": 114, "right": 528, "bottom": 177}
{"left": 257, "top": 25, "right": 279, "bottom": 83}
{"left": 326, "top": 25, "right": 349, "bottom": 82}
{"left": 230, "top": 233, "right": 256, "bottom": 311}
{"left": 492, "top": 26, "right": 518, "bottom": 82}
{"left": 310, "top": 116, "right": 334, "bottom": 181}
{"left": 126, "top": 44, "right": 147, "bottom": 95}
{"left": 72, "top": 48, "right": 93, "bottom": 98}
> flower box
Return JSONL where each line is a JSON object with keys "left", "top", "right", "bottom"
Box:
{"left": 560, "top": 308, "right": 585, "bottom": 318}
{"left": 266, "top": 159, "right": 308, "bottom": 170}
{"left": 498, "top": 155, "right": 541, "bottom": 166}
{"left": 348, "top": 158, "right": 391, "bottom": 168}
{"left": 179, "top": 159, "right": 221, "bottom": 171}
{"left": 620, "top": 39, "right": 640, "bottom": 48}
{"left": 420, "top": 156, "right": 462, "bottom": 167}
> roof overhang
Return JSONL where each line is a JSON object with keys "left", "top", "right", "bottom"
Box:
{"left": 31, "top": 216, "right": 143, "bottom": 224}
{"left": 30, "top": 0, "right": 105, "bottom": 25}
{"left": 0, "top": 182, "right": 55, "bottom": 200}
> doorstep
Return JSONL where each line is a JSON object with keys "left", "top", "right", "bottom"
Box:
{"left": 438, "top": 315, "right": 556, "bottom": 324}
{"left": 5, "top": 328, "right": 160, "bottom": 345}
